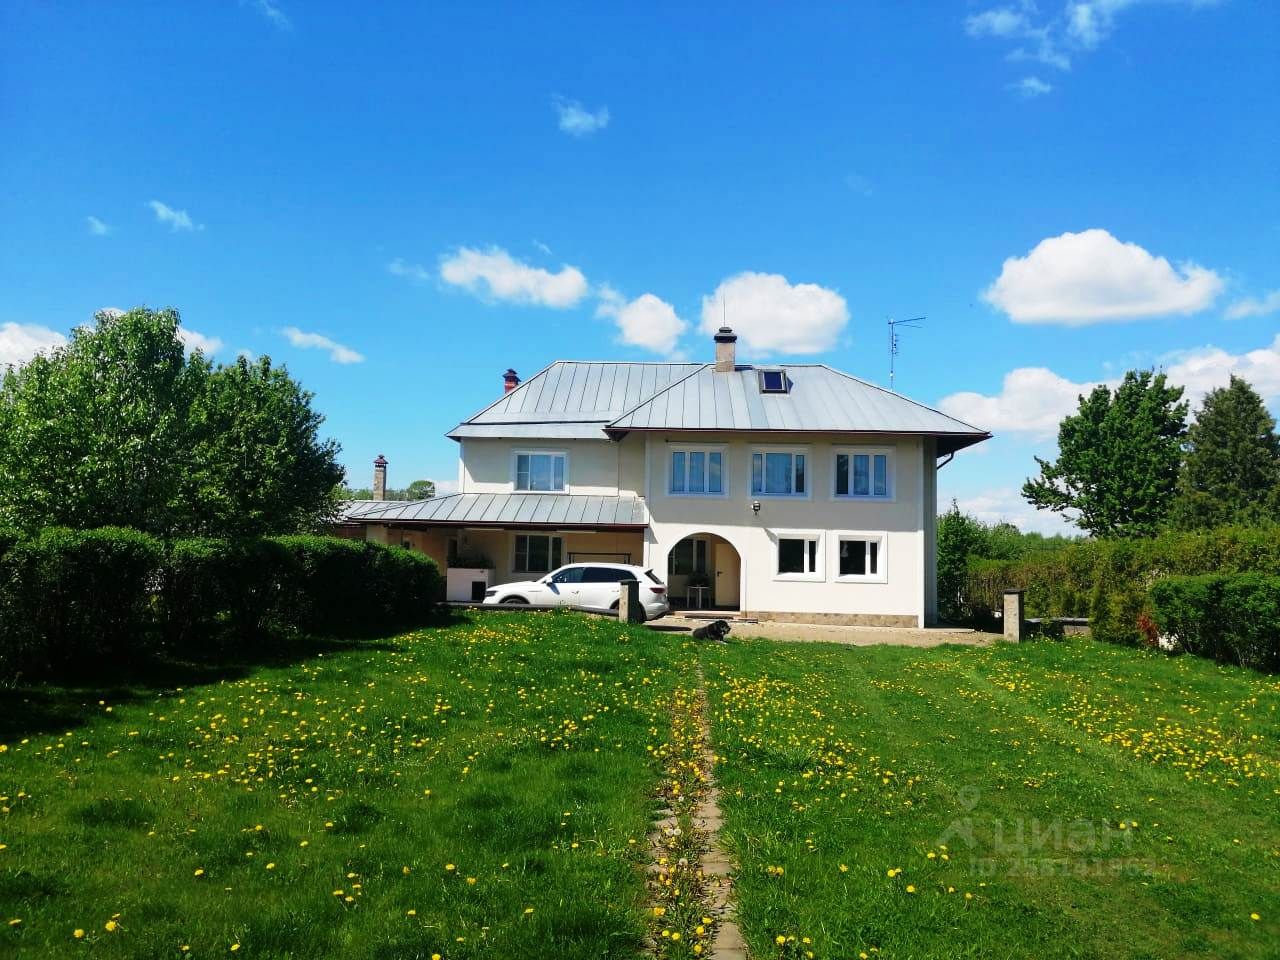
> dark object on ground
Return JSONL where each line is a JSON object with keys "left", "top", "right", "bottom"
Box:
{"left": 692, "top": 619, "right": 731, "bottom": 642}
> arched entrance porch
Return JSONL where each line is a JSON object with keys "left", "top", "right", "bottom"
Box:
{"left": 664, "top": 533, "right": 742, "bottom": 612}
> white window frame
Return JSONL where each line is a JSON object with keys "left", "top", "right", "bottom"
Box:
{"left": 831, "top": 530, "right": 888, "bottom": 584}
{"left": 832, "top": 446, "right": 895, "bottom": 501}
{"left": 512, "top": 449, "right": 569, "bottom": 493}
{"left": 512, "top": 533, "right": 564, "bottom": 574}
{"left": 668, "top": 445, "right": 728, "bottom": 498}
{"left": 750, "top": 446, "right": 812, "bottom": 499}
{"left": 771, "top": 528, "right": 824, "bottom": 582}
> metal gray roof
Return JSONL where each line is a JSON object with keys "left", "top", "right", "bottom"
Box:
{"left": 338, "top": 499, "right": 412, "bottom": 521}
{"left": 605, "top": 364, "right": 989, "bottom": 453}
{"left": 447, "top": 362, "right": 701, "bottom": 438}
{"left": 449, "top": 422, "right": 614, "bottom": 440}
{"left": 345, "top": 493, "right": 647, "bottom": 527}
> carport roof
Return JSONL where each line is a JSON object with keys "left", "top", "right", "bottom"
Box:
{"left": 340, "top": 493, "right": 647, "bottom": 528}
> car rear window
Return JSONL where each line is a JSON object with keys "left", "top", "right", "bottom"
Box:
{"left": 644, "top": 569, "right": 663, "bottom": 584}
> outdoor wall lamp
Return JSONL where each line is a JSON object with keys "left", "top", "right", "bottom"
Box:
{"left": 752, "top": 500, "right": 761, "bottom": 515}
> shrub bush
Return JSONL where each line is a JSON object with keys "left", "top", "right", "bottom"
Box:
{"left": 1150, "top": 573, "right": 1280, "bottom": 671}
{"left": 271, "top": 535, "right": 442, "bottom": 637}
{"left": 0, "top": 526, "right": 164, "bottom": 679}
{"left": 163, "top": 537, "right": 300, "bottom": 651}
{"left": 962, "top": 524, "right": 1280, "bottom": 644}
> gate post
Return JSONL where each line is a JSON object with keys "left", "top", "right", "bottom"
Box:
{"left": 1002, "top": 589, "right": 1025, "bottom": 643}
{"left": 618, "top": 579, "right": 645, "bottom": 623}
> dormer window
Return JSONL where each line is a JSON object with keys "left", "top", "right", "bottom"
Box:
{"left": 758, "top": 369, "right": 788, "bottom": 393}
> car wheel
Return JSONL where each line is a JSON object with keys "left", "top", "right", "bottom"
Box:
{"left": 501, "top": 596, "right": 529, "bottom": 605}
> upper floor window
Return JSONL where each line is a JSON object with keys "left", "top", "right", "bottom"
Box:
{"left": 670, "top": 448, "right": 724, "bottom": 496}
{"left": 834, "top": 449, "right": 892, "bottom": 499}
{"left": 515, "top": 451, "right": 566, "bottom": 492}
{"left": 752, "top": 449, "right": 807, "bottom": 497}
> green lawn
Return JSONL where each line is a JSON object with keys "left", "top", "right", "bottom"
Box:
{"left": 0, "top": 612, "right": 692, "bottom": 959}
{"left": 2, "top": 614, "right": 1278, "bottom": 959}
{"left": 704, "top": 635, "right": 1280, "bottom": 960}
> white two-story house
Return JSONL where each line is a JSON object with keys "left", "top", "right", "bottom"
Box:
{"left": 344, "top": 327, "right": 989, "bottom": 626}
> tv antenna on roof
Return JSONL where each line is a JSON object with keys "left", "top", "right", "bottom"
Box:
{"left": 888, "top": 316, "right": 925, "bottom": 393}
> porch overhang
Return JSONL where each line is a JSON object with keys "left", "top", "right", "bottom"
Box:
{"left": 337, "top": 493, "right": 648, "bottom": 529}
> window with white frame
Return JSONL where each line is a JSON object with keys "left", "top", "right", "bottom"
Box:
{"left": 514, "top": 451, "right": 566, "bottom": 492}
{"left": 834, "top": 449, "right": 892, "bottom": 499}
{"left": 513, "top": 534, "right": 563, "bottom": 573}
{"left": 751, "top": 449, "right": 807, "bottom": 497}
{"left": 835, "top": 533, "right": 886, "bottom": 582}
{"left": 774, "top": 532, "right": 822, "bottom": 579}
{"left": 670, "top": 448, "right": 725, "bottom": 495}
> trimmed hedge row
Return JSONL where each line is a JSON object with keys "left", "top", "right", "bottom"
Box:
{"left": 1150, "top": 573, "right": 1280, "bottom": 672}
{"left": 0, "top": 528, "right": 443, "bottom": 681}
{"left": 963, "top": 525, "right": 1280, "bottom": 645}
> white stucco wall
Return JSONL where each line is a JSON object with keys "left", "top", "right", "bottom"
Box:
{"left": 458, "top": 436, "right": 644, "bottom": 497}
{"left": 640, "top": 433, "right": 931, "bottom": 624}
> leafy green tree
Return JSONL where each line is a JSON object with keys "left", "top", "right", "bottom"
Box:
{"left": 936, "top": 501, "right": 989, "bottom": 621}
{"left": 181, "top": 354, "right": 345, "bottom": 536}
{"left": 1167, "top": 376, "right": 1280, "bottom": 530}
{"left": 1022, "top": 370, "right": 1187, "bottom": 538}
{"left": 0, "top": 307, "right": 343, "bottom": 537}
{"left": 338, "top": 479, "right": 436, "bottom": 501}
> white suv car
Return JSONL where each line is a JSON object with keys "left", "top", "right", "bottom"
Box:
{"left": 483, "top": 563, "right": 669, "bottom": 621}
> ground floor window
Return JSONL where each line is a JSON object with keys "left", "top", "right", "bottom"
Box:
{"left": 776, "top": 535, "right": 820, "bottom": 577}
{"left": 513, "top": 534, "right": 563, "bottom": 573}
{"left": 836, "top": 533, "right": 886, "bottom": 582}
{"left": 668, "top": 538, "right": 708, "bottom": 575}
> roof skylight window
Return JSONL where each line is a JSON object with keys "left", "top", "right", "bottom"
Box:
{"left": 758, "top": 369, "right": 788, "bottom": 393}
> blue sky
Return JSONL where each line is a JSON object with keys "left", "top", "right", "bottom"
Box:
{"left": 2, "top": 1, "right": 1277, "bottom": 530}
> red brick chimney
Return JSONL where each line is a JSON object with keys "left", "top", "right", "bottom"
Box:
{"left": 373, "top": 454, "right": 388, "bottom": 501}
{"left": 503, "top": 368, "right": 520, "bottom": 394}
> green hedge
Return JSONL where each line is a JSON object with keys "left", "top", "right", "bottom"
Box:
{"left": 272, "top": 535, "right": 444, "bottom": 637}
{"left": 1150, "top": 573, "right": 1280, "bottom": 671}
{"left": 164, "top": 537, "right": 301, "bottom": 650}
{"left": 0, "top": 526, "right": 165, "bottom": 679}
{"left": 963, "top": 525, "right": 1280, "bottom": 644}
{"left": 0, "top": 528, "right": 443, "bottom": 682}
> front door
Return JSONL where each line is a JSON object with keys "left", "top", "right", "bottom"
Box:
{"left": 713, "top": 542, "right": 740, "bottom": 608}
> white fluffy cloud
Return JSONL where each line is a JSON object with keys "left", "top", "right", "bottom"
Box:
{"left": 440, "top": 246, "right": 588, "bottom": 308}
{"left": 0, "top": 322, "right": 67, "bottom": 368}
{"left": 596, "top": 287, "right": 688, "bottom": 355}
{"left": 387, "top": 258, "right": 433, "bottom": 282}
{"left": 983, "top": 228, "right": 1222, "bottom": 324}
{"left": 947, "top": 486, "right": 1075, "bottom": 535}
{"left": 939, "top": 334, "right": 1280, "bottom": 437}
{"left": 965, "top": 6, "right": 1033, "bottom": 37}
{"left": 86, "top": 215, "right": 110, "bottom": 236}
{"left": 700, "top": 272, "right": 848, "bottom": 355}
{"left": 1162, "top": 334, "right": 1280, "bottom": 408}
{"left": 247, "top": 0, "right": 291, "bottom": 30}
{"left": 939, "top": 367, "right": 1103, "bottom": 438}
{"left": 178, "top": 327, "right": 224, "bottom": 356}
{"left": 553, "top": 97, "right": 609, "bottom": 137}
{"left": 148, "top": 200, "right": 202, "bottom": 232}
{"left": 282, "top": 327, "right": 364, "bottom": 364}
{"left": 1225, "top": 290, "right": 1280, "bottom": 320}
{"left": 1010, "top": 76, "right": 1053, "bottom": 97}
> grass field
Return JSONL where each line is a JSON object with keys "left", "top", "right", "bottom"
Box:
{"left": 1, "top": 612, "right": 1278, "bottom": 959}
{"left": 0, "top": 613, "right": 692, "bottom": 959}
{"left": 704, "top": 636, "right": 1280, "bottom": 960}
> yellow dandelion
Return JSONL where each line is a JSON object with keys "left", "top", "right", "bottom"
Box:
{"left": 906, "top": 884, "right": 916, "bottom": 893}
{"left": 104, "top": 920, "right": 119, "bottom": 932}
{"left": 74, "top": 929, "right": 86, "bottom": 939}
